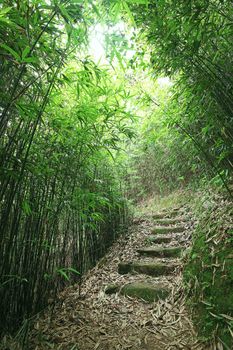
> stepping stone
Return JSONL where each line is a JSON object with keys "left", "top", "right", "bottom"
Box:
{"left": 151, "top": 226, "right": 185, "bottom": 234}
{"left": 153, "top": 210, "right": 179, "bottom": 219}
{"left": 105, "top": 284, "right": 120, "bottom": 294}
{"left": 105, "top": 282, "right": 169, "bottom": 302}
{"left": 137, "top": 246, "right": 183, "bottom": 258}
{"left": 147, "top": 235, "right": 172, "bottom": 244}
{"left": 155, "top": 218, "right": 184, "bottom": 226}
{"left": 118, "top": 261, "right": 179, "bottom": 277}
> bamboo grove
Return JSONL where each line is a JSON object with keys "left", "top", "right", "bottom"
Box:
{"left": 1, "top": 0, "right": 233, "bottom": 340}
{"left": 0, "top": 1, "right": 133, "bottom": 333}
{"left": 126, "top": 0, "right": 233, "bottom": 196}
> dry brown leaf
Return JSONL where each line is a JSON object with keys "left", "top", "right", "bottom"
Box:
{"left": 26, "top": 209, "right": 206, "bottom": 350}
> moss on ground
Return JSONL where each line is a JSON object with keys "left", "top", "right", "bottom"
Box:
{"left": 121, "top": 282, "right": 169, "bottom": 302}
{"left": 184, "top": 198, "right": 233, "bottom": 348}
{"left": 155, "top": 218, "right": 183, "bottom": 225}
{"left": 137, "top": 246, "right": 182, "bottom": 258}
{"left": 105, "top": 282, "right": 170, "bottom": 302}
{"left": 105, "top": 284, "right": 120, "bottom": 294}
{"left": 153, "top": 210, "right": 181, "bottom": 220}
{"left": 147, "top": 235, "right": 172, "bottom": 244}
{"left": 118, "top": 261, "right": 178, "bottom": 276}
{"left": 152, "top": 226, "right": 185, "bottom": 234}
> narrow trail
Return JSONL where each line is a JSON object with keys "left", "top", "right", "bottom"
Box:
{"left": 30, "top": 206, "right": 206, "bottom": 350}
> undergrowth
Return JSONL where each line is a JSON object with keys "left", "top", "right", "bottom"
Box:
{"left": 133, "top": 189, "right": 193, "bottom": 218}
{"left": 134, "top": 187, "right": 233, "bottom": 348}
{"left": 184, "top": 190, "right": 233, "bottom": 349}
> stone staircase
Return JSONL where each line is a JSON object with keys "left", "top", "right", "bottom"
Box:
{"left": 105, "top": 207, "right": 186, "bottom": 302}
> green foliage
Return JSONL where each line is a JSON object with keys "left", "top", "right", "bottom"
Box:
{"left": 56, "top": 267, "right": 80, "bottom": 281}
{"left": 0, "top": 0, "right": 133, "bottom": 335}
{"left": 184, "top": 193, "right": 233, "bottom": 348}
{"left": 1, "top": 0, "right": 233, "bottom": 344}
{"left": 122, "top": 79, "right": 205, "bottom": 198}
{"left": 120, "top": 0, "right": 233, "bottom": 197}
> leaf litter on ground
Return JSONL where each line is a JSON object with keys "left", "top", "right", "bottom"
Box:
{"left": 14, "top": 206, "right": 210, "bottom": 349}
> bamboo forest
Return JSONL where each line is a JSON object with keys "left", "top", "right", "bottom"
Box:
{"left": 0, "top": 1, "right": 232, "bottom": 349}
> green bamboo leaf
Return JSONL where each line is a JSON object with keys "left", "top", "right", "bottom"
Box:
{"left": 56, "top": 269, "right": 70, "bottom": 281}
{"left": 88, "top": 0, "right": 101, "bottom": 18}
{"left": 23, "top": 56, "right": 38, "bottom": 63}
{"left": 122, "top": 1, "right": 135, "bottom": 26}
{"left": 22, "top": 200, "right": 32, "bottom": 215}
{"left": 114, "top": 47, "right": 125, "bottom": 71}
{"left": 22, "top": 46, "right": 30, "bottom": 59}
{"left": 126, "top": 0, "right": 148, "bottom": 4}
{"left": 0, "top": 43, "right": 21, "bottom": 61}
{"left": 110, "top": 2, "right": 121, "bottom": 20}
{"left": 21, "top": 47, "right": 38, "bottom": 64}
{"left": 0, "top": 6, "right": 16, "bottom": 27}
{"left": 0, "top": 16, "right": 15, "bottom": 27}
{"left": 0, "top": 6, "right": 12, "bottom": 16}
{"left": 58, "top": 4, "right": 72, "bottom": 22}
{"left": 66, "top": 267, "right": 80, "bottom": 275}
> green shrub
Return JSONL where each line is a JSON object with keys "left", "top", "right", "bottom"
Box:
{"left": 184, "top": 195, "right": 233, "bottom": 348}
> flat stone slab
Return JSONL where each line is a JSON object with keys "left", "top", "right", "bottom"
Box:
{"left": 105, "top": 284, "right": 120, "bottom": 294}
{"left": 105, "top": 282, "right": 170, "bottom": 302}
{"left": 118, "top": 261, "right": 179, "bottom": 276}
{"left": 147, "top": 235, "right": 173, "bottom": 244}
{"left": 151, "top": 226, "right": 185, "bottom": 234}
{"left": 153, "top": 210, "right": 179, "bottom": 219}
{"left": 155, "top": 218, "right": 184, "bottom": 226}
{"left": 137, "top": 246, "right": 183, "bottom": 258}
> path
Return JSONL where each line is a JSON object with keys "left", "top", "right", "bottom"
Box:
{"left": 29, "top": 206, "right": 205, "bottom": 350}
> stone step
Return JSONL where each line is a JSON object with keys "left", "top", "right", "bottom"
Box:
{"left": 153, "top": 210, "right": 179, "bottom": 220}
{"left": 105, "top": 282, "right": 170, "bottom": 302}
{"left": 151, "top": 226, "right": 185, "bottom": 234}
{"left": 118, "top": 261, "right": 179, "bottom": 277}
{"left": 137, "top": 246, "right": 183, "bottom": 258}
{"left": 147, "top": 235, "right": 173, "bottom": 244}
{"left": 155, "top": 218, "right": 184, "bottom": 226}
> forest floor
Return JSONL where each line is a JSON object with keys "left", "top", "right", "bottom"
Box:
{"left": 26, "top": 199, "right": 209, "bottom": 350}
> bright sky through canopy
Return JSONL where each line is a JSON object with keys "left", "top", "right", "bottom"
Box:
{"left": 89, "top": 24, "right": 172, "bottom": 88}
{"left": 89, "top": 24, "right": 106, "bottom": 63}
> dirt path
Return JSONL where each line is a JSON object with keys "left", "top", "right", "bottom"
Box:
{"left": 29, "top": 206, "right": 206, "bottom": 350}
